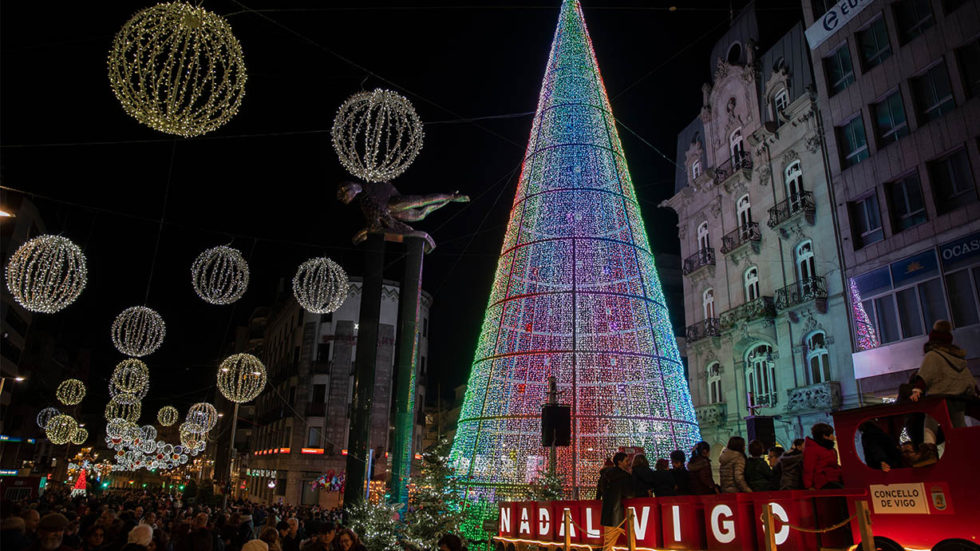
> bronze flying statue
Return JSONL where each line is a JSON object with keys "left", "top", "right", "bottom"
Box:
{"left": 337, "top": 181, "right": 469, "bottom": 244}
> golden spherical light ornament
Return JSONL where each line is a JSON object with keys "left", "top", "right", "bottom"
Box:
{"left": 5, "top": 235, "right": 88, "bottom": 314}
{"left": 71, "top": 427, "right": 89, "bottom": 445}
{"left": 56, "top": 379, "right": 86, "bottom": 406}
{"left": 217, "top": 353, "right": 266, "bottom": 403}
{"left": 191, "top": 246, "right": 249, "bottom": 305}
{"left": 111, "top": 358, "right": 150, "bottom": 393}
{"left": 292, "top": 257, "right": 349, "bottom": 314}
{"left": 331, "top": 89, "right": 424, "bottom": 182}
{"left": 111, "top": 306, "right": 165, "bottom": 357}
{"left": 105, "top": 395, "right": 142, "bottom": 423}
{"left": 107, "top": 2, "right": 247, "bottom": 137}
{"left": 46, "top": 415, "right": 78, "bottom": 445}
{"left": 186, "top": 402, "right": 218, "bottom": 432}
{"left": 157, "top": 406, "right": 179, "bottom": 426}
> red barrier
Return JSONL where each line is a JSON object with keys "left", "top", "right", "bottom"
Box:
{"left": 700, "top": 493, "right": 756, "bottom": 551}
{"left": 622, "top": 498, "right": 662, "bottom": 548}
{"left": 658, "top": 495, "right": 705, "bottom": 550}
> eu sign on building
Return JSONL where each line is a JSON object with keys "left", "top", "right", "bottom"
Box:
{"left": 805, "top": 0, "right": 874, "bottom": 49}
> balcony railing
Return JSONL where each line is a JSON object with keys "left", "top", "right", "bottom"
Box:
{"left": 786, "top": 381, "right": 842, "bottom": 413}
{"left": 721, "top": 222, "right": 761, "bottom": 254}
{"left": 686, "top": 318, "right": 721, "bottom": 343}
{"left": 775, "top": 276, "right": 828, "bottom": 311}
{"left": 767, "top": 191, "right": 815, "bottom": 228}
{"left": 682, "top": 248, "right": 715, "bottom": 275}
{"left": 695, "top": 403, "right": 727, "bottom": 427}
{"left": 720, "top": 296, "right": 776, "bottom": 330}
{"left": 713, "top": 152, "right": 753, "bottom": 185}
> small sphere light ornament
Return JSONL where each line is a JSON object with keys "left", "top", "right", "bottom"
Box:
{"left": 331, "top": 89, "right": 424, "bottom": 183}
{"left": 186, "top": 402, "right": 218, "bottom": 432}
{"left": 191, "top": 246, "right": 249, "bottom": 305}
{"left": 5, "top": 235, "right": 88, "bottom": 314}
{"left": 56, "top": 379, "right": 86, "bottom": 406}
{"left": 107, "top": 2, "right": 247, "bottom": 137}
{"left": 105, "top": 396, "right": 142, "bottom": 423}
{"left": 71, "top": 427, "right": 89, "bottom": 445}
{"left": 111, "top": 359, "right": 150, "bottom": 393}
{"left": 217, "top": 353, "right": 266, "bottom": 403}
{"left": 46, "top": 415, "right": 78, "bottom": 445}
{"left": 292, "top": 258, "right": 349, "bottom": 314}
{"left": 37, "top": 407, "right": 61, "bottom": 430}
{"left": 112, "top": 306, "right": 166, "bottom": 357}
{"left": 157, "top": 406, "right": 179, "bottom": 426}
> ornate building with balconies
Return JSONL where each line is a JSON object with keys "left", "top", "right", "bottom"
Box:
{"left": 662, "top": 7, "right": 858, "bottom": 458}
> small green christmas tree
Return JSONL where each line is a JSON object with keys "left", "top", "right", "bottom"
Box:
{"left": 524, "top": 470, "right": 565, "bottom": 501}
{"left": 403, "top": 439, "right": 466, "bottom": 551}
{"left": 347, "top": 499, "right": 403, "bottom": 551}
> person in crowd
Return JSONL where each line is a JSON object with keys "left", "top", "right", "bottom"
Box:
{"left": 437, "top": 534, "right": 465, "bottom": 551}
{"left": 258, "top": 528, "right": 280, "bottom": 551}
{"left": 298, "top": 523, "right": 334, "bottom": 551}
{"left": 744, "top": 439, "right": 775, "bottom": 491}
{"left": 669, "top": 450, "right": 691, "bottom": 495}
{"left": 718, "top": 436, "right": 752, "bottom": 493}
{"left": 597, "top": 452, "right": 633, "bottom": 551}
{"left": 334, "top": 529, "right": 365, "bottom": 551}
{"left": 2, "top": 516, "right": 31, "bottom": 551}
{"left": 21, "top": 509, "right": 41, "bottom": 546}
{"left": 859, "top": 421, "right": 902, "bottom": 472}
{"left": 123, "top": 525, "right": 153, "bottom": 551}
{"left": 629, "top": 454, "right": 656, "bottom": 497}
{"left": 241, "top": 541, "right": 267, "bottom": 551}
{"left": 594, "top": 458, "right": 614, "bottom": 499}
{"left": 767, "top": 446, "right": 784, "bottom": 468}
{"left": 777, "top": 439, "right": 804, "bottom": 490}
{"left": 650, "top": 459, "right": 677, "bottom": 497}
{"left": 687, "top": 442, "right": 718, "bottom": 495}
{"left": 280, "top": 520, "right": 299, "bottom": 551}
{"left": 803, "top": 423, "right": 843, "bottom": 490}
{"left": 28, "top": 513, "right": 74, "bottom": 551}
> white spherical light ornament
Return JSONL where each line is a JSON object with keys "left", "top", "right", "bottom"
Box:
{"left": 5, "top": 235, "right": 88, "bottom": 314}
{"left": 157, "top": 406, "right": 179, "bottom": 426}
{"left": 37, "top": 407, "right": 61, "bottom": 430}
{"left": 217, "top": 353, "right": 266, "bottom": 403}
{"left": 292, "top": 257, "right": 349, "bottom": 314}
{"left": 46, "top": 415, "right": 78, "bottom": 445}
{"left": 191, "top": 246, "right": 249, "bottom": 305}
{"left": 106, "top": 418, "right": 133, "bottom": 438}
{"left": 108, "top": 2, "right": 247, "bottom": 137}
{"left": 331, "top": 89, "right": 424, "bottom": 182}
{"left": 186, "top": 402, "right": 218, "bottom": 432}
{"left": 111, "top": 358, "right": 150, "bottom": 393}
{"left": 105, "top": 395, "right": 142, "bottom": 423}
{"left": 55, "top": 379, "right": 86, "bottom": 406}
{"left": 71, "top": 427, "right": 89, "bottom": 445}
{"left": 111, "top": 306, "right": 165, "bottom": 357}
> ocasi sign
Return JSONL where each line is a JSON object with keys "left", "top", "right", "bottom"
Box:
{"left": 870, "top": 483, "right": 930, "bottom": 514}
{"left": 805, "top": 0, "right": 874, "bottom": 49}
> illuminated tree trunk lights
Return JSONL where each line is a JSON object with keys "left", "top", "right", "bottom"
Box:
{"left": 449, "top": 0, "right": 700, "bottom": 532}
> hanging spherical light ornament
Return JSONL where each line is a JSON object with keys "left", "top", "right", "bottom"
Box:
{"left": 186, "top": 402, "right": 218, "bottom": 432}
{"left": 191, "top": 246, "right": 249, "bottom": 305}
{"left": 111, "top": 306, "right": 166, "bottom": 357}
{"left": 55, "top": 379, "right": 87, "bottom": 406}
{"left": 105, "top": 395, "right": 142, "bottom": 423}
{"left": 217, "top": 353, "right": 267, "bottom": 403}
{"left": 106, "top": 418, "right": 132, "bottom": 438}
{"left": 179, "top": 426, "right": 204, "bottom": 449}
{"left": 140, "top": 425, "right": 158, "bottom": 441}
{"left": 331, "top": 89, "right": 424, "bottom": 183}
{"left": 292, "top": 258, "right": 349, "bottom": 314}
{"left": 5, "top": 235, "right": 88, "bottom": 314}
{"left": 157, "top": 406, "right": 179, "bottom": 426}
{"left": 110, "top": 381, "right": 148, "bottom": 402}
{"left": 107, "top": 2, "right": 247, "bottom": 138}
{"left": 111, "top": 358, "right": 150, "bottom": 393}
{"left": 46, "top": 415, "right": 78, "bottom": 445}
{"left": 36, "top": 407, "right": 61, "bottom": 430}
{"left": 71, "top": 427, "right": 89, "bottom": 445}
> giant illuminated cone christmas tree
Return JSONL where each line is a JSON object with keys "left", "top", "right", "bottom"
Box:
{"left": 449, "top": 0, "right": 699, "bottom": 530}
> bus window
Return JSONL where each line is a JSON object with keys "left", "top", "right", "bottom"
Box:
{"left": 856, "top": 414, "right": 945, "bottom": 471}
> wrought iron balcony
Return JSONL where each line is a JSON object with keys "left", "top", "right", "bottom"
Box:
{"left": 721, "top": 222, "right": 761, "bottom": 254}
{"left": 720, "top": 296, "right": 776, "bottom": 330}
{"left": 767, "top": 190, "right": 815, "bottom": 228}
{"left": 682, "top": 247, "right": 715, "bottom": 275}
{"left": 686, "top": 318, "right": 721, "bottom": 343}
{"left": 786, "top": 381, "right": 842, "bottom": 413}
{"left": 713, "top": 152, "right": 753, "bottom": 185}
{"left": 775, "top": 276, "right": 828, "bottom": 311}
{"left": 696, "top": 403, "right": 727, "bottom": 427}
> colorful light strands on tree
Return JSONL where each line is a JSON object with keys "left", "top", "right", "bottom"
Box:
{"left": 5, "top": 235, "right": 88, "bottom": 314}
{"left": 186, "top": 402, "right": 218, "bottom": 432}
{"left": 37, "top": 407, "right": 61, "bottom": 430}
{"left": 217, "top": 353, "right": 266, "bottom": 403}
{"left": 56, "top": 379, "right": 86, "bottom": 406}
{"left": 46, "top": 414, "right": 79, "bottom": 445}
{"left": 331, "top": 89, "right": 424, "bottom": 183}
{"left": 292, "top": 257, "right": 349, "bottom": 314}
{"left": 112, "top": 306, "right": 166, "bottom": 357}
{"left": 191, "top": 246, "right": 249, "bottom": 305}
{"left": 157, "top": 406, "right": 179, "bottom": 426}
{"left": 107, "top": 2, "right": 247, "bottom": 137}
{"left": 448, "top": 0, "right": 699, "bottom": 538}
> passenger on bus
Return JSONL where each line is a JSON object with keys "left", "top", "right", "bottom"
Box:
{"left": 595, "top": 457, "right": 614, "bottom": 499}
{"left": 803, "top": 423, "right": 843, "bottom": 490}
{"left": 767, "top": 446, "right": 784, "bottom": 468}
{"left": 597, "top": 452, "right": 634, "bottom": 551}
{"left": 858, "top": 421, "right": 902, "bottom": 472}
{"left": 651, "top": 458, "right": 677, "bottom": 497}
{"left": 630, "top": 454, "right": 656, "bottom": 497}
{"left": 745, "top": 439, "right": 776, "bottom": 491}
{"left": 911, "top": 320, "right": 978, "bottom": 427}
{"left": 776, "top": 439, "right": 805, "bottom": 490}
{"left": 669, "top": 450, "right": 692, "bottom": 495}
{"left": 719, "top": 437, "right": 752, "bottom": 493}
{"left": 687, "top": 442, "right": 719, "bottom": 495}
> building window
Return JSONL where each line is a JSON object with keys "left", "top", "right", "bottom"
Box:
{"left": 697, "top": 222, "right": 710, "bottom": 251}
{"left": 929, "top": 148, "right": 976, "bottom": 214}
{"left": 911, "top": 61, "right": 955, "bottom": 124}
{"left": 772, "top": 88, "right": 789, "bottom": 117}
{"left": 312, "top": 384, "right": 326, "bottom": 404}
{"left": 745, "top": 267, "right": 760, "bottom": 302}
{"left": 727, "top": 42, "right": 742, "bottom": 65}
{"left": 703, "top": 288, "right": 715, "bottom": 319}
{"left": 707, "top": 362, "right": 723, "bottom": 404}
{"left": 736, "top": 194, "right": 752, "bottom": 230}
{"left": 691, "top": 159, "right": 702, "bottom": 181}
{"left": 872, "top": 91, "right": 909, "bottom": 145}
{"left": 796, "top": 240, "right": 817, "bottom": 283}
{"left": 812, "top": 0, "right": 834, "bottom": 19}
{"left": 307, "top": 426, "right": 322, "bottom": 447}
{"left": 422, "top": 317, "right": 428, "bottom": 337}
{"left": 838, "top": 115, "right": 870, "bottom": 168}
{"left": 746, "top": 344, "right": 776, "bottom": 407}
{"left": 850, "top": 194, "right": 884, "bottom": 248}
{"left": 946, "top": 268, "right": 980, "bottom": 327}
{"left": 857, "top": 17, "right": 892, "bottom": 70}
{"left": 730, "top": 128, "right": 745, "bottom": 165}
{"left": 320, "top": 312, "right": 333, "bottom": 323}
{"left": 805, "top": 331, "right": 831, "bottom": 384}
{"left": 785, "top": 161, "right": 804, "bottom": 210}
{"left": 886, "top": 172, "right": 927, "bottom": 232}
{"left": 824, "top": 43, "right": 855, "bottom": 95}
{"left": 894, "top": 0, "right": 935, "bottom": 44}
{"left": 316, "top": 342, "right": 331, "bottom": 363}
{"left": 957, "top": 40, "right": 980, "bottom": 98}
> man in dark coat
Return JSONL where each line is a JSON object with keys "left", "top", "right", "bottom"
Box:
{"left": 597, "top": 452, "right": 633, "bottom": 551}
{"left": 777, "top": 439, "right": 805, "bottom": 490}
{"left": 669, "top": 450, "right": 692, "bottom": 495}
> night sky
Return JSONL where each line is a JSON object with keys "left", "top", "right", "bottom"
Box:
{"left": 0, "top": 1, "right": 800, "bottom": 423}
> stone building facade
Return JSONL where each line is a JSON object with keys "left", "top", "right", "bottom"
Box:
{"left": 801, "top": 0, "right": 980, "bottom": 397}
{"left": 663, "top": 9, "right": 858, "bottom": 455}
